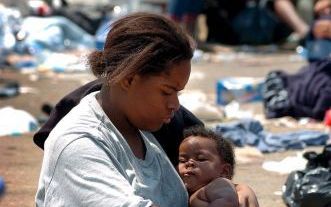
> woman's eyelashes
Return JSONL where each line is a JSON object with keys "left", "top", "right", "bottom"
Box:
{"left": 161, "top": 83, "right": 184, "bottom": 96}
{"left": 161, "top": 88, "right": 176, "bottom": 96}
{"left": 162, "top": 90, "right": 173, "bottom": 96}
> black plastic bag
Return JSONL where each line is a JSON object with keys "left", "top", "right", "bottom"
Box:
{"left": 282, "top": 145, "right": 331, "bottom": 207}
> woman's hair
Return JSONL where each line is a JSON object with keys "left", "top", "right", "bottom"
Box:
{"left": 88, "top": 12, "right": 194, "bottom": 83}
{"left": 183, "top": 125, "right": 236, "bottom": 179}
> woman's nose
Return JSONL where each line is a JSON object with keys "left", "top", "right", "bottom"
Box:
{"left": 168, "top": 94, "right": 180, "bottom": 112}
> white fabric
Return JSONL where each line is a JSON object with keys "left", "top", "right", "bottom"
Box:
{"left": 0, "top": 106, "right": 38, "bottom": 136}
{"left": 36, "top": 91, "right": 188, "bottom": 207}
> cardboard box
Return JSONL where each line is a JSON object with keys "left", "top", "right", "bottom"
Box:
{"left": 216, "top": 77, "right": 264, "bottom": 105}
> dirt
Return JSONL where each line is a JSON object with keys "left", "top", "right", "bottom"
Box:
{"left": 0, "top": 50, "right": 326, "bottom": 207}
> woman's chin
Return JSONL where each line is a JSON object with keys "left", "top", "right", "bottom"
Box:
{"left": 142, "top": 122, "right": 164, "bottom": 132}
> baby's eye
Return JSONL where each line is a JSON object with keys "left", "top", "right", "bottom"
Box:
{"left": 197, "top": 156, "right": 207, "bottom": 162}
{"left": 178, "top": 158, "right": 187, "bottom": 163}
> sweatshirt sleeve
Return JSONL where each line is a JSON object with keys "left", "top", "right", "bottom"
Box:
{"left": 40, "top": 137, "right": 153, "bottom": 207}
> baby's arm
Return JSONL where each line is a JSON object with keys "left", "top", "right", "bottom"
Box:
{"left": 189, "top": 187, "right": 209, "bottom": 207}
{"left": 190, "top": 177, "right": 239, "bottom": 207}
{"left": 236, "top": 184, "right": 259, "bottom": 207}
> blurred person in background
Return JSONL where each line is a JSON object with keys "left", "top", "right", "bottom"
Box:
{"left": 167, "top": 0, "right": 204, "bottom": 38}
{"left": 204, "top": 0, "right": 313, "bottom": 45}
{"left": 313, "top": 0, "right": 331, "bottom": 39}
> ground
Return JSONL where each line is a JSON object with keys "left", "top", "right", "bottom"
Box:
{"left": 0, "top": 48, "right": 326, "bottom": 207}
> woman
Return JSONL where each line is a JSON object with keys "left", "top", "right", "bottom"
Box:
{"left": 36, "top": 12, "right": 195, "bottom": 206}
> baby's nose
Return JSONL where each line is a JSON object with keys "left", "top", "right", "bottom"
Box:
{"left": 186, "top": 159, "right": 196, "bottom": 168}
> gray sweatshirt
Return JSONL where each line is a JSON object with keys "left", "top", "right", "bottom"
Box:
{"left": 36, "top": 92, "right": 188, "bottom": 207}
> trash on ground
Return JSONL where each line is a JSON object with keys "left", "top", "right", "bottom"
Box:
{"left": 20, "top": 16, "right": 95, "bottom": 52}
{"left": 0, "top": 106, "right": 38, "bottom": 137}
{"left": 179, "top": 90, "right": 224, "bottom": 121}
{"left": 0, "top": 79, "right": 19, "bottom": 98}
{"left": 262, "top": 153, "right": 307, "bottom": 174}
{"left": 235, "top": 146, "right": 264, "bottom": 164}
{"left": 224, "top": 101, "right": 254, "bottom": 119}
{"left": 282, "top": 144, "right": 331, "bottom": 207}
{"left": 216, "top": 77, "right": 264, "bottom": 105}
{"left": 215, "top": 119, "right": 329, "bottom": 153}
{"left": 0, "top": 176, "right": 5, "bottom": 196}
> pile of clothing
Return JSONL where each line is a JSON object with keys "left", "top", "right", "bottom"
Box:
{"left": 263, "top": 59, "right": 331, "bottom": 120}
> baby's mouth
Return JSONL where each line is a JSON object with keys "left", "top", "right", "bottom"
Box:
{"left": 183, "top": 171, "right": 195, "bottom": 177}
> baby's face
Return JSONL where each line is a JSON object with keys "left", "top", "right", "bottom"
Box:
{"left": 178, "top": 136, "right": 229, "bottom": 194}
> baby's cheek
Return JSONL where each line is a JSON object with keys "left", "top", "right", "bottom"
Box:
{"left": 177, "top": 165, "right": 184, "bottom": 175}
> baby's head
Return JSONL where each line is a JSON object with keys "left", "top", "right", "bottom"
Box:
{"left": 178, "top": 125, "right": 235, "bottom": 194}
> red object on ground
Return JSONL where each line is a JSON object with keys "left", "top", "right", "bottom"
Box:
{"left": 324, "top": 109, "right": 331, "bottom": 126}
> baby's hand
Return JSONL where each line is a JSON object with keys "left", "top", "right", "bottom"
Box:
{"left": 189, "top": 178, "right": 239, "bottom": 207}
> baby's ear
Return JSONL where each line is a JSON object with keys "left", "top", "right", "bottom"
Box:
{"left": 220, "top": 163, "right": 232, "bottom": 179}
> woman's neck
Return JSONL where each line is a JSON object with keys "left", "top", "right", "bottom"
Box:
{"left": 97, "top": 85, "right": 146, "bottom": 159}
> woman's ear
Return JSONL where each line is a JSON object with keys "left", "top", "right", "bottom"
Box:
{"left": 119, "top": 74, "right": 136, "bottom": 91}
{"left": 220, "top": 163, "right": 232, "bottom": 179}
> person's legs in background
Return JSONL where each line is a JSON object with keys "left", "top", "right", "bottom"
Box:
{"left": 313, "top": 0, "right": 331, "bottom": 39}
{"left": 167, "top": 0, "right": 186, "bottom": 23}
{"left": 182, "top": 0, "right": 204, "bottom": 37}
{"left": 315, "top": 0, "right": 331, "bottom": 16}
{"left": 203, "top": 0, "right": 241, "bottom": 44}
{"left": 313, "top": 18, "right": 331, "bottom": 39}
{"left": 296, "top": 0, "right": 314, "bottom": 25}
{"left": 274, "top": 0, "right": 310, "bottom": 40}
{"left": 167, "top": 0, "right": 203, "bottom": 38}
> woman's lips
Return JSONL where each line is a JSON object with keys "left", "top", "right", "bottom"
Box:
{"left": 163, "top": 112, "right": 175, "bottom": 124}
{"left": 163, "top": 117, "right": 171, "bottom": 124}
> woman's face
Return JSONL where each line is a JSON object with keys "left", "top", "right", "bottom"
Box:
{"left": 178, "top": 136, "right": 229, "bottom": 194}
{"left": 124, "top": 60, "right": 191, "bottom": 131}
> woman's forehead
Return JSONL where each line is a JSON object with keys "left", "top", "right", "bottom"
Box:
{"left": 143, "top": 60, "right": 191, "bottom": 89}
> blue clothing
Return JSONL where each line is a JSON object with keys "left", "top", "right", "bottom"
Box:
{"left": 215, "top": 119, "right": 328, "bottom": 153}
{"left": 168, "top": 0, "right": 204, "bottom": 18}
{"left": 305, "top": 15, "right": 331, "bottom": 62}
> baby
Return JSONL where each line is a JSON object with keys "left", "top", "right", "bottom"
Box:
{"left": 178, "top": 125, "right": 259, "bottom": 207}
